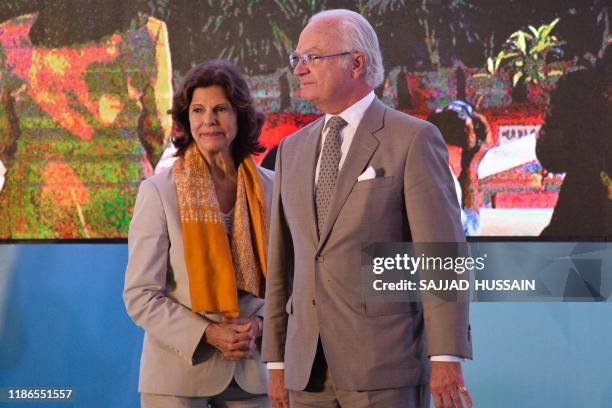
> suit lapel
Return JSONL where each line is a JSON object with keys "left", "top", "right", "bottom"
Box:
{"left": 316, "top": 99, "right": 386, "bottom": 252}
{"left": 300, "top": 117, "right": 325, "bottom": 244}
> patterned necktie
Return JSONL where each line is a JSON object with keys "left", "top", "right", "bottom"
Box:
{"left": 316, "top": 116, "right": 348, "bottom": 238}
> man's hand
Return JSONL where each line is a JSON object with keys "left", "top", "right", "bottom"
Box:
{"left": 268, "top": 369, "right": 289, "bottom": 408}
{"left": 430, "top": 361, "right": 473, "bottom": 408}
{"left": 204, "top": 316, "right": 262, "bottom": 360}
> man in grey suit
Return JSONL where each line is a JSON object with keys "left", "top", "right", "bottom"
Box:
{"left": 262, "top": 9, "right": 472, "bottom": 408}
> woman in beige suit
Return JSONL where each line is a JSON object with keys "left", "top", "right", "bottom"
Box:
{"left": 124, "top": 60, "right": 273, "bottom": 407}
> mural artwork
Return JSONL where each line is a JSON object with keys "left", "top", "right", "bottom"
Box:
{"left": 0, "top": 0, "right": 609, "bottom": 239}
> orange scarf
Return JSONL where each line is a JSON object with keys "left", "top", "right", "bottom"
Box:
{"left": 173, "top": 143, "right": 268, "bottom": 318}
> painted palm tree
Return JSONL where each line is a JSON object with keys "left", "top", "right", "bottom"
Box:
{"left": 487, "top": 18, "right": 564, "bottom": 101}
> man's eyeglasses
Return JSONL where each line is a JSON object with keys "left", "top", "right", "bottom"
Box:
{"left": 288, "top": 51, "right": 352, "bottom": 69}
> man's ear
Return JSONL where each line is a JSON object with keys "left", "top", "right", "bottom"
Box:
{"left": 352, "top": 52, "right": 367, "bottom": 79}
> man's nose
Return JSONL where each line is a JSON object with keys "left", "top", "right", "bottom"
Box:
{"left": 293, "top": 58, "right": 309, "bottom": 76}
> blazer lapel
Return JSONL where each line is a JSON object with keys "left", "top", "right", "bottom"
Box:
{"left": 316, "top": 98, "right": 386, "bottom": 252}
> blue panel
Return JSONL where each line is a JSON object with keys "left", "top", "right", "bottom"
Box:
{"left": 0, "top": 244, "right": 142, "bottom": 408}
{"left": 1, "top": 244, "right": 612, "bottom": 407}
{"left": 463, "top": 303, "right": 612, "bottom": 408}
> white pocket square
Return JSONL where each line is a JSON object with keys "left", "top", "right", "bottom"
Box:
{"left": 357, "top": 166, "right": 377, "bottom": 181}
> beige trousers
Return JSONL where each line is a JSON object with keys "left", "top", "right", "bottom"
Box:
{"left": 141, "top": 381, "right": 270, "bottom": 408}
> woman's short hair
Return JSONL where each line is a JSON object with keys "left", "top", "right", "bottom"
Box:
{"left": 170, "top": 59, "right": 265, "bottom": 160}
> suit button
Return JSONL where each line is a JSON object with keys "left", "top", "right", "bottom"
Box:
{"left": 315, "top": 256, "right": 324, "bottom": 263}
{"left": 312, "top": 299, "right": 316, "bottom": 306}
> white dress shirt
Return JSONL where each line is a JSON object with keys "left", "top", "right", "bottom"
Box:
{"left": 268, "top": 91, "right": 461, "bottom": 369}
{"left": 314, "top": 91, "right": 376, "bottom": 184}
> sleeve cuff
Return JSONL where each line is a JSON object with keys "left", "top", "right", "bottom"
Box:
{"left": 267, "top": 362, "right": 285, "bottom": 370}
{"left": 430, "top": 355, "right": 464, "bottom": 362}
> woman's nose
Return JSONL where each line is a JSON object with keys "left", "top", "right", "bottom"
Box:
{"left": 203, "top": 111, "right": 217, "bottom": 126}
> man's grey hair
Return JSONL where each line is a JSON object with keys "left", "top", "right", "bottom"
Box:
{"left": 309, "top": 9, "right": 384, "bottom": 88}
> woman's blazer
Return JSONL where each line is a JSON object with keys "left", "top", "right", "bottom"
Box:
{"left": 124, "top": 165, "right": 274, "bottom": 397}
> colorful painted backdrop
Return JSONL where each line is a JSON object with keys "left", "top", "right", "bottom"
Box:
{"left": 0, "top": 1, "right": 609, "bottom": 238}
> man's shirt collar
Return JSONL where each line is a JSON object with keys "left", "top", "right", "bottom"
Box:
{"left": 323, "top": 91, "right": 375, "bottom": 132}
